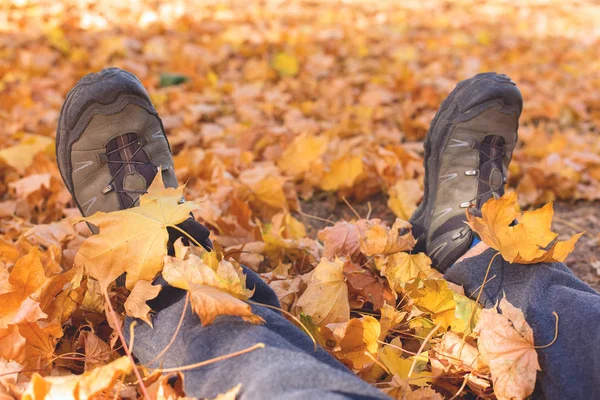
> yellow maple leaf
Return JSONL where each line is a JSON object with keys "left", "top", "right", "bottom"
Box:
{"left": 278, "top": 133, "right": 328, "bottom": 176}
{"left": 74, "top": 173, "right": 199, "bottom": 291}
{"left": 162, "top": 246, "right": 262, "bottom": 326}
{"left": 22, "top": 356, "right": 132, "bottom": 400}
{"left": 407, "top": 279, "right": 457, "bottom": 329}
{"left": 320, "top": 155, "right": 364, "bottom": 191}
{"left": 466, "top": 192, "right": 583, "bottom": 264}
{"left": 379, "top": 345, "right": 433, "bottom": 387}
{"left": 475, "top": 297, "right": 540, "bottom": 400}
{"left": 375, "top": 252, "right": 437, "bottom": 292}
{"left": 271, "top": 52, "right": 299, "bottom": 77}
{"left": 387, "top": 179, "right": 423, "bottom": 220}
{"left": 124, "top": 280, "right": 162, "bottom": 327}
{"left": 296, "top": 258, "right": 350, "bottom": 325}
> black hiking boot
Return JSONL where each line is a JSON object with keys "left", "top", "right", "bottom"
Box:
{"left": 56, "top": 67, "right": 211, "bottom": 247}
{"left": 409, "top": 72, "right": 522, "bottom": 272}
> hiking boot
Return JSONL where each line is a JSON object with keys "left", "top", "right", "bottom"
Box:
{"left": 409, "top": 72, "right": 522, "bottom": 272}
{"left": 56, "top": 67, "right": 210, "bottom": 248}
{"left": 56, "top": 67, "right": 178, "bottom": 219}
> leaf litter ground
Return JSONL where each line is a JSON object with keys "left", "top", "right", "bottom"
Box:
{"left": 1, "top": 0, "right": 600, "bottom": 399}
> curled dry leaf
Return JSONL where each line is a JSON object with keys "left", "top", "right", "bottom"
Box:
{"left": 466, "top": 192, "right": 583, "bottom": 264}
{"left": 475, "top": 297, "right": 540, "bottom": 400}
{"left": 163, "top": 245, "right": 262, "bottom": 326}
{"left": 296, "top": 258, "right": 349, "bottom": 325}
{"left": 124, "top": 280, "right": 162, "bottom": 327}
{"left": 358, "top": 219, "right": 417, "bottom": 256}
{"left": 322, "top": 316, "right": 381, "bottom": 370}
{"left": 317, "top": 221, "right": 361, "bottom": 260}
{"left": 74, "top": 173, "right": 200, "bottom": 290}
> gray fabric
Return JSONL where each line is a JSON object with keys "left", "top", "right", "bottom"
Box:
{"left": 125, "top": 251, "right": 600, "bottom": 400}
{"left": 125, "top": 266, "right": 389, "bottom": 400}
{"left": 445, "top": 249, "right": 600, "bottom": 400}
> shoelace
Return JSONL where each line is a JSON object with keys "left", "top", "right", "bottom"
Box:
{"left": 105, "top": 140, "right": 154, "bottom": 208}
{"left": 465, "top": 140, "right": 507, "bottom": 215}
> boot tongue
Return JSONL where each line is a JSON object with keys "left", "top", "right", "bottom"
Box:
{"left": 106, "top": 132, "right": 157, "bottom": 209}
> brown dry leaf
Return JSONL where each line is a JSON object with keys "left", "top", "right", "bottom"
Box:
{"left": 317, "top": 221, "right": 361, "bottom": 260}
{"left": 211, "top": 383, "right": 242, "bottom": 400}
{"left": 475, "top": 297, "right": 540, "bottom": 400}
{"left": 343, "top": 261, "right": 396, "bottom": 310}
{"left": 358, "top": 219, "right": 416, "bottom": 256}
{"left": 466, "top": 192, "right": 583, "bottom": 263}
{"left": 74, "top": 173, "right": 200, "bottom": 290}
{"left": 124, "top": 280, "right": 162, "bottom": 327}
{"left": 322, "top": 316, "right": 380, "bottom": 370}
{"left": 80, "top": 330, "right": 112, "bottom": 372}
{"left": 21, "top": 356, "right": 132, "bottom": 400}
{"left": 296, "top": 258, "right": 349, "bottom": 325}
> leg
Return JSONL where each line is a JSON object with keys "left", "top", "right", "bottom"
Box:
{"left": 445, "top": 244, "right": 600, "bottom": 400}
{"left": 126, "top": 267, "right": 389, "bottom": 400}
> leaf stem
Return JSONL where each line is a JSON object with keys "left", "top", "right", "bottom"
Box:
{"left": 102, "top": 289, "right": 151, "bottom": 400}
{"left": 408, "top": 323, "right": 440, "bottom": 378}
{"left": 168, "top": 224, "right": 205, "bottom": 249}
{"left": 534, "top": 311, "right": 559, "bottom": 349}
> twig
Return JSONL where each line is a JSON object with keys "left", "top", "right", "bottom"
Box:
{"left": 146, "top": 292, "right": 190, "bottom": 365}
{"left": 247, "top": 300, "right": 318, "bottom": 352}
{"left": 155, "top": 343, "right": 265, "bottom": 373}
{"left": 342, "top": 196, "right": 362, "bottom": 220}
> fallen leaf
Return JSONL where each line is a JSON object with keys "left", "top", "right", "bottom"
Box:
{"left": 466, "top": 192, "right": 583, "bottom": 263}
{"left": 375, "top": 252, "right": 437, "bottom": 292}
{"left": 387, "top": 180, "right": 423, "bottom": 220}
{"left": 296, "top": 258, "right": 349, "bottom": 325}
{"left": 21, "top": 356, "right": 132, "bottom": 400}
{"left": 74, "top": 173, "right": 199, "bottom": 290}
{"left": 272, "top": 52, "right": 299, "bottom": 77}
{"left": 358, "top": 219, "right": 416, "bottom": 256}
{"left": 475, "top": 297, "right": 540, "bottom": 400}
{"left": 318, "top": 221, "right": 361, "bottom": 260}
{"left": 322, "top": 316, "right": 380, "bottom": 370}
{"left": 124, "top": 280, "right": 162, "bottom": 327}
{"left": 320, "top": 156, "right": 364, "bottom": 191}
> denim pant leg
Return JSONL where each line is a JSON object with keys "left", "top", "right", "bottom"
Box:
{"left": 444, "top": 248, "right": 600, "bottom": 400}
{"left": 124, "top": 267, "right": 389, "bottom": 400}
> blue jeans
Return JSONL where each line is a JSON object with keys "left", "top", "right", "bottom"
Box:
{"left": 125, "top": 251, "right": 600, "bottom": 400}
